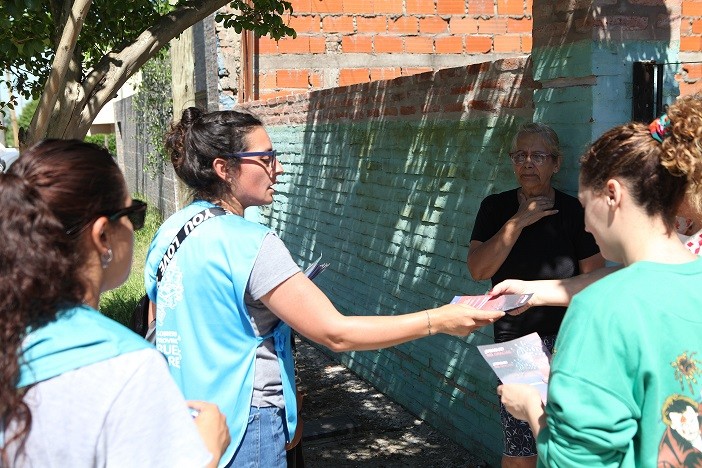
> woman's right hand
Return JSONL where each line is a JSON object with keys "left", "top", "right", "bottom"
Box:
{"left": 433, "top": 303, "right": 504, "bottom": 337}
{"left": 511, "top": 194, "right": 558, "bottom": 230}
{"left": 488, "top": 279, "right": 536, "bottom": 315}
{"left": 188, "top": 400, "right": 230, "bottom": 468}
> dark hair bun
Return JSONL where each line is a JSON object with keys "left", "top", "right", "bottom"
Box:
{"left": 181, "top": 107, "right": 204, "bottom": 128}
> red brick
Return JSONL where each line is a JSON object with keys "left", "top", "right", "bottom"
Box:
{"left": 498, "top": 0, "right": 524, "bottom": 15}
{"left": 401, "top": 67, "right": 433, "bottom": 76}
{"left": 290, "top": 0, "right": 313, "bottom": 13}
{"left": 288, "top": 15, "right": 321, "bottom": 32}
{"left": 407, "top": 0, "right": 435, "bottom": 14}
{"left": 310, "top": 36, "right": 326, "bottom": 52}
{"left": 684, "top": 63, "right": 702, "bottom": 79}
{"left": 404, "top": 36, "right": 434, "bottom": 53}
{"left": 435, "top": 36, "right": 464, "bottom": 53}
{"left": 681, "top": 35, "right": 702, "bottom": 52}
{"left": 277, "top": 69, "right": 309, "bottom": 88}
{"left": 437, "top": 0, "right": 465, "bottom": 15}
{"left": 310, "top": 72, "right": 323, "bottom": 87}
{"left": 450, "top": 17, "right": 479, "bottom": 34}
{"left": 521, "top": 34, "right": 532, "bottom": 52}
{"left": 400, "top": 106, "right": 418, "bottom": 115}
{"left": 682, "top": 1, "right": 702, "bottom": 16}
{"left": 468, "top": 0, "right": 495, "bottom": 15}
{"left": 356, "top": 16, "right": 387, "bottom": 33}
{"left": 258, "top": 36, "right": 278, "bottom": 54}
{"left": 494, "top": 35, "right": 521, "bottom": 52}
{"left": 342, "top": 35, "right": 373, "bottom": 52}
{"left": 693, "top": 19, "right": 702, "bottom": 34}
{"left": 277, "top": 36, "right": 310, "bottom": 53}
{"left": 375, "top": 0, "right": 403, "bottom": 14}
{"left": 339, "top": 68, "right": 370, "bottom": 86}
{"left": 343, "top": 0, "right": 373, "bottom": 14}
{"left": 375, "top": 36, "right": 404, "bottom": 52}
{"left": 507, "top": 17, "right": 532, "bottom": 34}
{"left": 465, "top": 35, "right": 493, "bottom": 53}
{"left": 679, "top": 81, "right": 702, "bottom": 97}
{"left": 478, "top": 18, "right": 508, "bottom": 34}
{"left": 419, "top": 16, "right": 449, "bottom": 33}
{"left": 370, "top": 68, "right": 402, "bottom": 81}
{"left": 310, "top": 0, "right": 343, "bottom": 13}
{"left": 322, "top": 15, "right": 355, "bottom": 32}
{"left": 388, "top": 16, "right": 419, "bottom": 34}
{"left": 259, "top": 72, "right": 276, "bottom": 90}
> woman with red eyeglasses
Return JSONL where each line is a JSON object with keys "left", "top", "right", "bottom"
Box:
{"left": 0, "top": 140, "right": 229, "bottom": 467}
{"left": 467, "top": 122, "right": 604, "bottom": 468}
{"left": 146, "top": 107, "right": 505, "bottom": 467}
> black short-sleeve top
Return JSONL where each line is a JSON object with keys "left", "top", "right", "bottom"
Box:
{"left": 470, "top": 188, "right": 600, "bottom": 342}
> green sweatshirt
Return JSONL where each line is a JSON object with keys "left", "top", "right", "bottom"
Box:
{"left": 537, "top": 258, "right": 702, "bottom": 467}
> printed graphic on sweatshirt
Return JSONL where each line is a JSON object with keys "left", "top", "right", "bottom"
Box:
{"left": 657, "top": 351, "right": 702, "bottom": 467}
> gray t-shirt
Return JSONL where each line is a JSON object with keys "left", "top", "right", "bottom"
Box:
{"left": 246, "top": 232, "right": 301, "bottom": 408}
{"left": 4, "top": 348, "right": 211, "bottom": 467}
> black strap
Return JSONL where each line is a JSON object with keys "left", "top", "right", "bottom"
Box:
{"left": 156, "top": 206, "right": 227, "bottom": 285}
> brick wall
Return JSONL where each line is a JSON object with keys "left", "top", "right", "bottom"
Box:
{"left": 217, "top": 0, "right": 534, "bottom": 101}
{"left": 238, "top": 57, "right": 536, "bottom": 464}
{"left": 680, "top": 0, "right": 702, "bottom": 95}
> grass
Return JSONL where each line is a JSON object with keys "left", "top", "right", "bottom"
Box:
{"left": 100, "top": 204, "right": 162, "bottom": 327}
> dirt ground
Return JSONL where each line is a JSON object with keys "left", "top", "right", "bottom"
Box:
{"left": 295, "top": 339, "right": 491, "bottom": 467}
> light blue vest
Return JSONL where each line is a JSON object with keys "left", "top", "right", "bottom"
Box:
{"left": 145, "top": 201, "right": 297, "bottom": 467}
{"left": 18, "top": 305, "right": 151, "bottom": 388}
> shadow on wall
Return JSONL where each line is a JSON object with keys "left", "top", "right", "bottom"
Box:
{"left": 245, "top": 57, "right": 536, "bottom": 462}
{"left": 531, "top": 0, "right": 677, "bottom": 178}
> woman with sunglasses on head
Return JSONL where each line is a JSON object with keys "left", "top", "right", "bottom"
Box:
{"left": 497, "top": 106, "right": 702, "bottom": 467}
{"left": 146, "top": 107, "right": 505, "bottom": 467}
{"left": 467, "top": 122, "right": 604, "bottom": 468}
{"left": 0, "top": 140, "right": 229, "bottom": 467}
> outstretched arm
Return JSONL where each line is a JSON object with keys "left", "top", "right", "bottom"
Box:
{"left": 261, "top": 272, "right": 504, "bottom": 352}
{"left": 489, "top": 264, "right": 620, "bottom": 313}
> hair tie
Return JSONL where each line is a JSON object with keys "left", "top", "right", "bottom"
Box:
{"left": 649, "top": 114, "right": 671, "bottom": 143}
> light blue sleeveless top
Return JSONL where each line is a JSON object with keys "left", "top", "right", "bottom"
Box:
{"left": 145, "top": 200, "right": 297, "bottom": 467}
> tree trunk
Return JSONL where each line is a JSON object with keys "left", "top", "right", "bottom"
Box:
{"left": 24, "top": 0, "right": 231, "bottom": 147}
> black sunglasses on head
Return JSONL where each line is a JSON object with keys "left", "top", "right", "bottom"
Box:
{"left": 66, "top": 199, "right": 148, "bottom": 236}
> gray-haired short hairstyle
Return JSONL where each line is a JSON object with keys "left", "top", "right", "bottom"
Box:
{"left": 510, "top": 122, "right": 562, "bottom": 162}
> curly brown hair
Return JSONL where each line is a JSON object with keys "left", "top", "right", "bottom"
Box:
{"left": 580, "top": 123, "right": 687, "bottom": 230}
{"left": 0, "top": 140, "right": 126, "bottom": 464}
{"left": 661, "top": 93, "right": 702, "bottom": 216}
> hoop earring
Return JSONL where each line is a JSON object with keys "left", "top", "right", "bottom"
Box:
{"left": 101, "top": 248, "right": 113, "bottom": 269}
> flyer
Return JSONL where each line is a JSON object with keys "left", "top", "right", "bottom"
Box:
{"left": 477, "top": 332, "right": 551, "bottom": 402}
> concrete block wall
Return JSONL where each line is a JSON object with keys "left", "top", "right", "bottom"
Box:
{"left": 114, "top": 96, "right": 180, "bottom": 216}
{"left": 240, "top": 57, "right": 537, "bottom": 464}
{"left": 217, "top": 0, "right": 535, "bottom": 101}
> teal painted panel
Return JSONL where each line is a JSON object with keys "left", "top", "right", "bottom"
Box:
{"left": 263, "top": 116, "right": 533, "bottom": 465}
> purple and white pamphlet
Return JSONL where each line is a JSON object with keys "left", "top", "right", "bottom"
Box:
{"left": 477, "top": 332, "right": 552, "bottom": 402}
{"left": 450, "top": 293, "right": 532, "bottom": 312}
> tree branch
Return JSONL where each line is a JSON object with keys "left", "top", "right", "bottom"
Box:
{"left": 27, "top": 0, "right": 92, "bottom": 144}
{"left": 75, "top": 0, "right": 230, "bottom": 137}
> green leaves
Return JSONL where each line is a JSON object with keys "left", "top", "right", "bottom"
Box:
{"left": 217, "top": 0, "right": 296, "bottom": 40}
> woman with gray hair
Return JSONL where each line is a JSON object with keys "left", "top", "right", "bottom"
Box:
{"left": 467, "top": 122, "right": 604, "bottom": 468}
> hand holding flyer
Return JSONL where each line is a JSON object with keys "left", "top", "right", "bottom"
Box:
{"left": 450, "top": 293, "right": 532, "bottom": 313}
{"left": 477, "top": 332, "right": 551, "bottom": 402}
